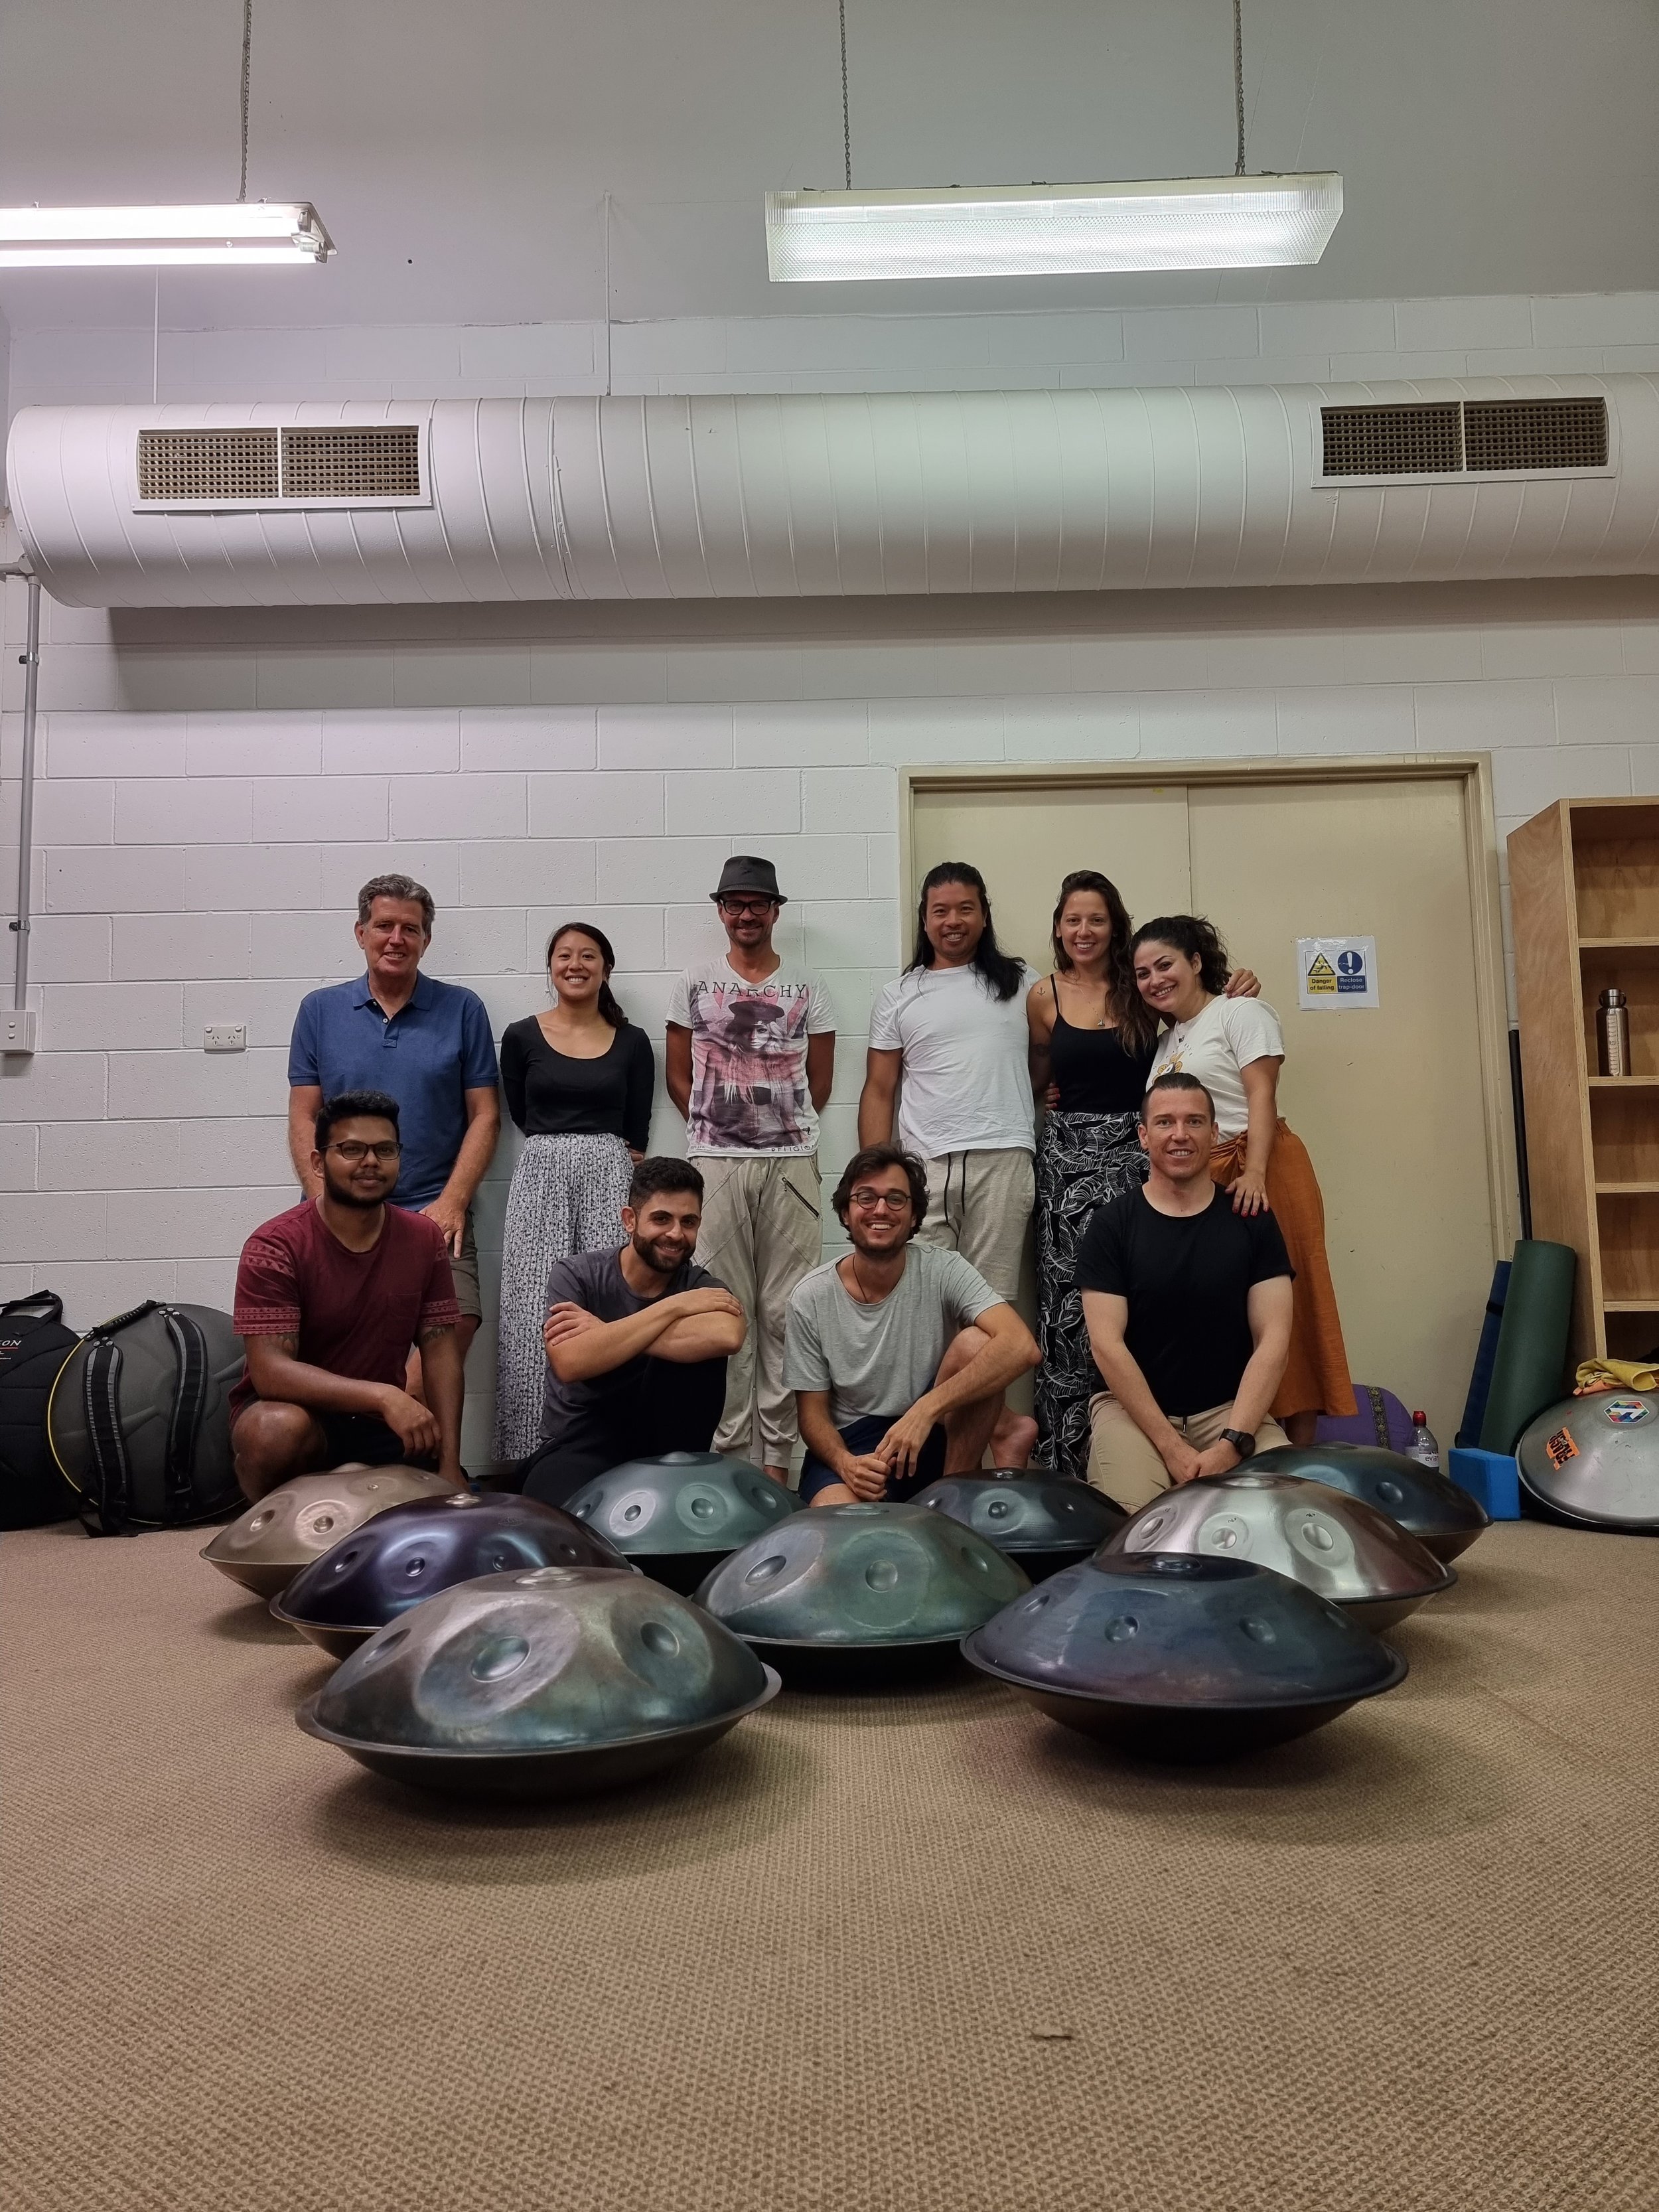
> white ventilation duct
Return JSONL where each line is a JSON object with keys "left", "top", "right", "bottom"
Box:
{"left": 8, "top": 377, "right": 1658, "bottom": 609}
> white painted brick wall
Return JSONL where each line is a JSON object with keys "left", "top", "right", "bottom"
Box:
{"left": 5, "top": 289, "right": 1659, "bottom": 1458}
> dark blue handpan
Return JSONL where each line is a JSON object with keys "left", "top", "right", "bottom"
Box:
{"left": 964, "top": 1550, "right": 1406, "bottom": 1762}
{"left": 912, "top": 1469, "right": 1122, "bottom": 1579}
{"left": 272, "top": 1488, "right": 632, "bottom": 1659}
{"left": 297, "top": 1564, "right": 779, "bottom": 1799}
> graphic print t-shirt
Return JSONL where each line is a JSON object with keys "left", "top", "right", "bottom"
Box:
{"left": 667, "top": 957, "right": 835, "bottom": 1156}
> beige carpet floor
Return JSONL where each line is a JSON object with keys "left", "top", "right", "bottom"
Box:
{"left": 3, "top": 1516, "right": 1657, "bottom": 2212}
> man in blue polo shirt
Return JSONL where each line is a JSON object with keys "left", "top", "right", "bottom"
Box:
{"left": 287, "top": 873, "right": 500, "bottom": 1369}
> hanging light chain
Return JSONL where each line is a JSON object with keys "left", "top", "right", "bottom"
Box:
{"left": 1232, "top": 0, "right": 1246, "bottom": 176}
{"left": 238, "top": 0, "right": 253, "bottom": 202}
{"left": 839, "top": 0, "right": 852, "bottom": 190}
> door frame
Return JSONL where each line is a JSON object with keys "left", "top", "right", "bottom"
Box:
{"left": 899, "top": 751, "right": 1518, "bottom": 1256}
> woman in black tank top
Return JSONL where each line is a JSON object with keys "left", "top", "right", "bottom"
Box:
{"left": 1026, "top": 874, "right": 1260, "bottom": 1478}
{"left": 1025, "top": 873, "right": 1159, "bottom": 1477}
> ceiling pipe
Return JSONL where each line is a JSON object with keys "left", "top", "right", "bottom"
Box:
{"left": 7, "top": 378, "right": 1658, "bottom": 609}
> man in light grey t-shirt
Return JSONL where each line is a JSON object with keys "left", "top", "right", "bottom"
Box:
{"left": 784, "top": 1143, "right": 1041, "bottom": 1505}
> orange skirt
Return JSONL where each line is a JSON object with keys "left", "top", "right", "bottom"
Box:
{"left": 1210, "top": 1122, "right": 1356, "bottom": 1423}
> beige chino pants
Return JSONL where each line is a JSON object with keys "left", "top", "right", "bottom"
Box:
{"left": 695, "top": 1154, "right": 824, "bottom": 1465}
{"left": 1086, "top": 1394, "right": 1291, "bottom": 1514}
{"left": 915, "top": 1147, "right": 1035, "bottom": 1307}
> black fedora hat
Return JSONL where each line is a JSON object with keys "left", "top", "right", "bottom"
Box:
{"left": 710, "top": 855, "right": 786, "bottom": 905}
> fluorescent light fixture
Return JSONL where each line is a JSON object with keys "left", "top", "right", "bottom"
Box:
{"left": 766, "top": 173, "right": 1342, "bottom": 282}
{"left": 0, "top": 203, "right": 332, "bottom": 268}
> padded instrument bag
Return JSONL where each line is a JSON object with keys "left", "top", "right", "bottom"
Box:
{"left": 0, "top": 1292, "right": 80, "bottom": 1529}
{"left": 48, "top": 1300, "right": 244, "bottom": 1537}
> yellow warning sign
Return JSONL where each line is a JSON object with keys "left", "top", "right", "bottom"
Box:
{"left": 1305, "top": 952, "right": 1337, "bottom": 995}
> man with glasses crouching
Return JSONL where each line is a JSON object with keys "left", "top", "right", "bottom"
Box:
{"left": 228, "top": 1090, "right": 466, "bottom": 1500}
{"left": 783, "top": 1143, "right": 1040, "bottom": 1505}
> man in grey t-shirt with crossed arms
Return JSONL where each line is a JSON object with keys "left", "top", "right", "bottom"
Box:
{"left": 784, "top": 1143, "right": 1040, "bottom": 1505}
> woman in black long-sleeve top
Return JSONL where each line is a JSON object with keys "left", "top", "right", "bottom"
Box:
{"left": 493, "top": 922, "right": 656, "bottom": 1459}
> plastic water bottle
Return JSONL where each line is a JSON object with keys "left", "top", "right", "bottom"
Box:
{"left": 1406, "top": 1412, "right": 1440, "bottom": 1471}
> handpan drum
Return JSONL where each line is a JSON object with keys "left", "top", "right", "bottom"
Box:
{"left": 912, "top": 1469, "right": 1123, "bottom": 1580}
{"left": 271, "top": 1489, "right": 633, "bottom": 1659}
{"left": 1104, "top": 1471, "right": 1454, "bottom": 1633}
{"left": 695, "top": 1501, "right": 1029, "bottom": 1687}
{"left": 964, "top": 1551, "right": 1407, "bottom": 1762}
{"left": 201, "top": 1466, "right": 459, "bottom": 1598}
{"left": 1243, "top": 1443, "right": 1490, "bottom": 1562}
{"left": 565, "top": 1451, "right": 800, "bottom": 1593}
{"left": 1516, "top": 1391, "right": 1659, "bottom": 1530}
{"left": 297, "top": 1565, "right": 780, "bottom": 1801}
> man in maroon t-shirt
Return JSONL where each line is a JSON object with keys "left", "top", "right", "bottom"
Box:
{"left": 230, "top": 1088, "right": 466, "bottom": 1500}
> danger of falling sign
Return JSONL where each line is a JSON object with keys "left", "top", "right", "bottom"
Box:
{"left": 1297, "top": 936, "right": 1380, "bottom": 1010}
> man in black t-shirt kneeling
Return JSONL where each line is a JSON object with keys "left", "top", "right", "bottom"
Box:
{"left": 521, "top": 1157, "right": 747, "bottom": 1509}
{"left": 1075, "top": 1072, "right": 1295, "bottom": 1512}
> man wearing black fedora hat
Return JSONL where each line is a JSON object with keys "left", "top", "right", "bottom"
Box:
{"left": 666, "top": 855, "right": 836, "bottom": 1484}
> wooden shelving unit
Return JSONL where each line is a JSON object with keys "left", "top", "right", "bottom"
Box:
{"left": 1510, "top": 798, "right": 1659, "bottom": 1367}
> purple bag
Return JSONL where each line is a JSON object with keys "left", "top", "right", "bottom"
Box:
{"left": 1315, "top": 1384, "right": 1417, "bottom": 1454}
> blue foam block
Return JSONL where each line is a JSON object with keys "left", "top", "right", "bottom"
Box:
{"left": 1448, "top": 1446, "right": 1521, "bottom": 1520}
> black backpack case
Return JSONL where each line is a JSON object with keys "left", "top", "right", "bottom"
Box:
{"left": 0, "top": 1293, "right": 80, "bottom": 1529}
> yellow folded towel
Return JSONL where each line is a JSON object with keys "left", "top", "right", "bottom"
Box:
{"left": 1574, "top": 1356, "right": 1659, "bottom": 1395}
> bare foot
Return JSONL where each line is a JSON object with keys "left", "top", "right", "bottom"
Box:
{"left": 989, "top": 1411, "right": 1038, "bottom": 1469}
{"left": 1283, "top": 1412, "right": 1318, "bottom": 1447}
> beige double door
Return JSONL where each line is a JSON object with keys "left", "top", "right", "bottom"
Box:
{"left": 910, "top": 769, "right": 1506, "bottom": 1443}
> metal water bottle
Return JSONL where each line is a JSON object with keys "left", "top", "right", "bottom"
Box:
{"left": 1597, "top": 987, "right": 1631, "bottom": 1077}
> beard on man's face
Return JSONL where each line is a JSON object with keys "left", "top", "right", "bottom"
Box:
{"left": 632, "top": 1226, "right": 691, "bottom": 1274}
{"left": 322, "top": 1159, "right": 392, "bottom": 1211}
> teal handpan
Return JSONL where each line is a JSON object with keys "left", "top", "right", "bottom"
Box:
{"left": 695, "top": 1502, "right": 1029, "bottom": 1686}
{"left": 565, "top": 1451, "right": 800, "bottom": 1593}
{"left": 296, "top": 1564, "right": 778, "bottom": 1799}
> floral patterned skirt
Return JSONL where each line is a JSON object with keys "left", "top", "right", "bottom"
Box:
{"left": 1034, "top": 1110, "right": 1149, "bottom": 1479}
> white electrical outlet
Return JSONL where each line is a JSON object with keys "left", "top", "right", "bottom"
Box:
{"left": 204, "top": 1023, "right": 247, "bottom": 1053}
{"left": 1, "top": 1009, "right": 37, "bottom": 1055}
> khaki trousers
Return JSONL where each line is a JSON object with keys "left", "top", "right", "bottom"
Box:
{"left": 916, "top": 1147, "right": 1034, "bottom": 1306}
{"left": 695, "top": 1154, "right": 824, "bottom": 1464}
{"left": 1086, "top": 1395, "right": 1291, "bottom": 1514}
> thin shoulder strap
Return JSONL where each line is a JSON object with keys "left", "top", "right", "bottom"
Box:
{"left": 1050, "top": 974, "right": 1060, "bottom": 1011}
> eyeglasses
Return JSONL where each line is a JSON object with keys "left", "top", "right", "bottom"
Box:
{"left": 326, "top": 1140, "right": 401, "bottom": 1163}
{"left": 719, "top": 898, "right": 776, "bottom": 917}
{"left": 849, "top": 1189, "right": 912, "bottom": 1211}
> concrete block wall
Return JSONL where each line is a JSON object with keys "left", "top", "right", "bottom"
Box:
{"left": 2, "top": 287, "right": 1658, "bottom": 1457}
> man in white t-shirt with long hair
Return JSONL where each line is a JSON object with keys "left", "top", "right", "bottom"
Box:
{"left": 859, "top": 860, "right": 1040, "bottom": 1466}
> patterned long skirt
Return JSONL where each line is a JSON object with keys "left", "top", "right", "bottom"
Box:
{"left": 1035, "top": 1110, "right": 1149, "bottom": 1478}
{"left": 493, "top": 1132, "right": 633, "bottom": 1461}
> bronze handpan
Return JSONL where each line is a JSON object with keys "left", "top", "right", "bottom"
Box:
{"left": 964, "top": 1550, "right": 1407, "bottom": 1761}
{"left": 271, "top": 1489, "right": 634, "bottom": 1660}
{"left": 1516, "top": 1391, "right": 1659, "bottom": 1530}
{"left": 912, "top": 1469, "right": 1123, "bottom": 1580}
{"left": 565, "top": 1450, "right": 800, "bottom": 1593}
{"left": 201, "top": 1465, "right": 460, "bottom": 1597}
{"left": 296, "top": 1564, "right": 780, "bottom": 1799}
{"left": 1245, "top": 1443, "right": 1490, "bottom": 1562}
{"left": 695, "top": 1501, "right": 1029, "bottom": 1687}
{"left": 1104, "top": 1471, "right": 1454, "bottom": 1633}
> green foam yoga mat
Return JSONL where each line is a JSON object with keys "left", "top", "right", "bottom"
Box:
{"left": 1479, "top": 1239, "right": 1577, "bottom": 1455}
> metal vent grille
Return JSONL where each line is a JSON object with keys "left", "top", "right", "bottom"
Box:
{"left": 279, "top": 425, "right": 421, "bottom": 500}
{"left": 137, "top": 428, "right": 279, "bottom": 502}
{"left": 1321, "top": 404, "right": 1463, "bottom": 477}
{"left": 1464, "top": 396, "right": 1608, "bottom": 473}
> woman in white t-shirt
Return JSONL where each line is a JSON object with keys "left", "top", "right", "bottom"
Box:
{"left": 1131, "top": 913, "right": 1356, "bottom": 1444}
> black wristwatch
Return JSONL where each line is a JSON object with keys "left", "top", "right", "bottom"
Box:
{"left": 1219, "top": 1428, "right": 1256, "bottom": 1461}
